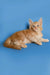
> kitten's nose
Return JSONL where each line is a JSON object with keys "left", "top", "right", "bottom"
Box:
{"left": 35, "top": 27, "right": 37, "bottom": 29}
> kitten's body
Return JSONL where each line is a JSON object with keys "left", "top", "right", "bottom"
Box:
{"left": 4, "top": 18, "right": 49, "bottom": 50}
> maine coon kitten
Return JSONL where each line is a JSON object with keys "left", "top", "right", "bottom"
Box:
{"left": 4, "top": 18, "right": 49, "bottom": 50}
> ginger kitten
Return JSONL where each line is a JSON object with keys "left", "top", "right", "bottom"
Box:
{"left": 4, "top": 18, "right": 49, "bottom": 50}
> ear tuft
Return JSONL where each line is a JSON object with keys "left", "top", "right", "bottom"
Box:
{"left": 29, "top": 19, "right": 33, "bottom": 25}
{"left": 38, "top": 18, "right": 42, "bottom": 25}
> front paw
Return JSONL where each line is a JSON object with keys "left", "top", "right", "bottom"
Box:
{"left": 36, "top": 42, "right": 42, "bottom": 45}
{"left": 39, "top": 42, "right": 42, "bottom": 45}
{"left": 45, "top": 39, "right": 49, "bottom": 42}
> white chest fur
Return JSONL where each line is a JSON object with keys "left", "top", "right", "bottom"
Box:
{"left": 36, "top": 34, "right": 42, "bottom": 38}
{"left": 30, "top": 32, "right": 42, "bottom": 42}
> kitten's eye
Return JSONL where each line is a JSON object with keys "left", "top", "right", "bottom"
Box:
{"left": 37, "top": 25, "right": 39, "bottom": 27}
{"left": 33, "top": 25, "right": 35, "bottom": 27}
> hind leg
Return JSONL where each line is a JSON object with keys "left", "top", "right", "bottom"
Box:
{"left": 9, "top": 44, "right": 21, "bottom": 50}
{"left": 20, "top": 43, "right": 27, "bottom": 48}
{"left": 21, "top": 44, "right": 27, "bottom": 48}
{"left": 15, "top": 45, "right": 21, "bottom": 50}
{"left": 4, "top": 43, "right": 21, "bottom": 50}
{"left": 14, "top": 41, "right": 27, "bottom": 49}
{"left": 15, "top": 43, "right": 27, "bottom": 48}
{"left": 11, "top": 43, "right": 21, "bottom": 50}
{"left": 14, "top": 44, "right": 27, "bottom": 49}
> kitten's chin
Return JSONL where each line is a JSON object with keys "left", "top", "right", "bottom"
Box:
{"left": 34, "top": 29, "right": 40, "bottom": 32}
{"left": 35, "top": 30, "right": 38, "bottom": 32}
{"left": 33, "top": 29, "right": 38, "bottom": 32}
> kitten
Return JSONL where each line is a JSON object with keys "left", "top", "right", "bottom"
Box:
{"left": 4, "top": 18, "right": 49, "bottom": 50}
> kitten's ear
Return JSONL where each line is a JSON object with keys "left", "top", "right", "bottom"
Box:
{"left": 29, "top": 19, "right": 33, "bottom": 29}
{"left": 29, "top": 19, "right": 33, "bottom": 25}
{"left": 38, "top": 18, "right": 42, "bottom": 25}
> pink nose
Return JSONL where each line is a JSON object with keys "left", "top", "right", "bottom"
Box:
{"left": 35, "top": 27, "right": 37, "bottom": 29}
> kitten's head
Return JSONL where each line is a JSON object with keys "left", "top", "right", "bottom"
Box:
{"left": 29, "top": 18, "right": 43, "bottom": 32}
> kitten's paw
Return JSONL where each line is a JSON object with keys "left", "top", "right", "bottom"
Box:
{"left": 39, "top": 43, "right": 42, "bottom": 45}
{"left": 24, "top": 45, "right": 27, "bottom": 48}
{"left": 45, "top": 39, "right": 49, "bottom": 42}
{"left": 36, "top": 42, "right": 42, "bottom": 45}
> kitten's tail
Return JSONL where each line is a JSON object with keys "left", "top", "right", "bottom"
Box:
{"left": 4, "top": 38, "right": 21, "bottom": 50}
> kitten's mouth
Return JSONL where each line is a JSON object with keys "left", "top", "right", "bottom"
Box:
{"left": 31, "top": 27, "right": 37, "bottom": 31}
{"left": 34, "top": 27, "right": 38, "bottom": 31}
{"left": 35, "top": 27, "right": 37, "bottom": 30}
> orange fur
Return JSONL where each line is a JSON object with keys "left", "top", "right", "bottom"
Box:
{"left": 4, "top": 18, "right": 49, "bottom": 50}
